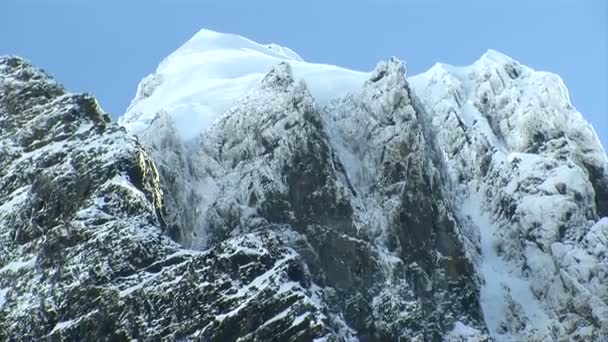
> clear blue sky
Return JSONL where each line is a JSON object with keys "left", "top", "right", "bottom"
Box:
{"left": 1, "top": 0, "right": 606, "bottom": 148}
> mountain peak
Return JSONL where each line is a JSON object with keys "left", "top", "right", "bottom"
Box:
{"left": 120, "top": 28, "right": 367, "bottom": 140}
{"left": 476, "top": 48, "right": 516, "bottom": 65}
{"left": 368, "top": 56, "right": 406, "bottom": 84}
{"left": 260, "top": 61, "right": 295, "bottom": 90}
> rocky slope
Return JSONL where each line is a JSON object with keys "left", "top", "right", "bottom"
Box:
{"left": 0, "top": 57, "right": 348, "bottom": 341}
{"left": 409, "top": 51, "right": 608, "bottom": 340}
{"left": 1, "top": 29, "right": 607, "bottom": 342}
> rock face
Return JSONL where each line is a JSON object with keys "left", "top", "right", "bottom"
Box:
{"left": 132, "top": 60, "right": 487, "bottom": 340}
{"left": 0, "top": 57, "right": 346, "bottom": 341}
{"left": 409, "top": 52, "right": 608, "bottom": 340}
{"left": 1, "top": 32, "right": 607, "bottom": 342}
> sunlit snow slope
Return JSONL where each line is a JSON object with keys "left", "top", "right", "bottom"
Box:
{"left": 120, "top": 28, "right": 368, "bottom": 140}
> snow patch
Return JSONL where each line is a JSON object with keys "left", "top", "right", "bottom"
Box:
{"left": 461, "top": 193, "right": 550, "bottom": 340}
{"left": 445, "top": 321, "right": 484, "bottom": 341}
{"left": 0, "top": 256, "right": 36, "bottom": 273}
{"left": 0, "top": 288, "right": 8, "bottom": 308}
{"left": 0, "top": 186, "right": 30, "bottom": 217}
{"left": 50, "top": 318, "right": 79, "bottom": 334}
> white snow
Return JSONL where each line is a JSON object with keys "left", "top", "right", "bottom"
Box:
{"left": 47, "top": 310, "right": 99, "bottom": 336}
{"left": 0, "top": 288, "right": 8, "bottom": 308}
{"left": 0, "top": 256, "right": 36, "bottom": 273}
{"left": 461, "top": 193, "right": 550, "bottom": 340}
{"left": 120, "top": 28, "right": 368, "bottom": 140}
{"left": 410, "top": 49, "right": 607, "bottom": 161}
{"left": 50, "top": 318, "right": 79, "bottom": 334}
{"left": 291, "top": 312, "right": 311, "bottom": 327}
{"left": 445, "top": 321, "right": 484, "bottom": 341}
{"left": 408, "top": 47, "right": 608, "bottom": 339}
{"left": 224, "top": 250, "right": 296, "bottom": 300}
{"left": 0, "top": 186, "right": 30, "bottom": 217}
{"left": 261, "top": 306, "right": 292, "bottom": 327}
{"left": 432, "top": 59, "right": 554, "bottom": 338}
{"left": 225, "top": 233, "right": 265, "bottom": 257}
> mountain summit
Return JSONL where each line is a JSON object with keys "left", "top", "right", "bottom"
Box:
{"left": 1, "top": 29, "right": 607, "bottom": 341}
{"left": 120, "top": 28, "right": 368, "bottom": 140}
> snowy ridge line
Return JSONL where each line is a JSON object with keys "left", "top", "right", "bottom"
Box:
{"left": 410, "top": 47, "right": 608, "bottom": 340}
{"left": 120, "top": 28, "right": 368, "bottom": 140}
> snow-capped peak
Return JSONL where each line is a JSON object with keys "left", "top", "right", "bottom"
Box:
{"left": 119, "top": 28, "right": 545, "bottom": 146}
{"left": 172, "top": 28, "right": 305, "bottom": 64}
{"left": 476, "top": 48, "right": 516, "bottom": 65}
{"left": 119, "top": 28, "right": 368, "bottom": 140}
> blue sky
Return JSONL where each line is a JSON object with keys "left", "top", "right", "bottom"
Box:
{"left": 1, "top": 0, "right": 606, "bottom": 148}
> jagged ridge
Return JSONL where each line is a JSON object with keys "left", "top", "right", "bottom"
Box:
{"left": 0, "top": 57, "right": 343, "bottom": 341}
{"left": 1, "top": 29, "right": 607, "bottom": 342}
